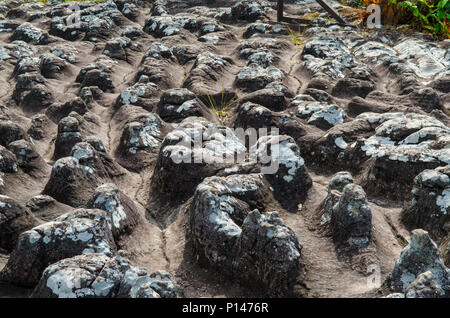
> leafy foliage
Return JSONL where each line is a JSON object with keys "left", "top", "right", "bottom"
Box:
{"left": 389, "top": 0, "right": 450, "bottom": 38}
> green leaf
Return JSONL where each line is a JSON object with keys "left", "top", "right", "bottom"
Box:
{"left": 437, "top": 0, "right": 448, "bottom": 9}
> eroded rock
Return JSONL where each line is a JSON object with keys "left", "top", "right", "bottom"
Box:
{"left": 384, "top": 229, "right": 449, "bottom": 296}
{"left": 190, "top": 174, "right": 303, "bottom": 296}
{"left": 0, "top": 195, "right": 38, "bottom": 252}
{"left": 330, "top": 184, "right": 372, "bottom": 252}
{"left": 402, "top": 166, "right": 450, "bottom": 241}
{"left": 0, "top": 208, "right": 117, "bottom": 287}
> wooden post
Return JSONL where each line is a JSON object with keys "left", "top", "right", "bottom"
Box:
{"left": 315, "top": 0, "right": 349, "bottom": 25}
{"left": 277, "top": 0, "right": 349, "bottom": 26}
{"left": 277, "top": 0, "right": 284, "bottom": 22}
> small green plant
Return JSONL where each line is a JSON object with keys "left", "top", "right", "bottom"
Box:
{"left": 287, "top": 26, "right": 305, "bottom": 47}
{"left": 389, "top": 0, "right": 450, "bottom": 38}
{"left": 205, "top": 88, "right": 237, "bottom": 122}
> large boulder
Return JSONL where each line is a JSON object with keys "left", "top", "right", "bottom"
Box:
{"left": 43, "top": 157, "right": 101, "bottom": 207}
{"left": 71, "top": 142, "right": 123, "bottom": 179}
{"left": 116, "top": 112, "right": 172, "bottom": 171}
{"left": 183, "top": 52, "right": 234, "bottom": 96}
{"left": 330, "top": 184, "right": 372, "bottom": 252}
{"left": 8, "top": 139, "right": 47, "bottom": 175}
{"left": 384, "top": 229, "right": 449, "bottom": 296}
{"left": 75, "top": 59, "right": 115, "bottom": 92}
{"left": 405, "top": 271, "right": 446, "bottom": 298}
{"left": 88, "top": 183, "right": 140, "bottom": 240}
{"left": 53, "top": 116, "right": 83, "bottom": 160}
{"left": 219, "top": 0, "right": 271, "bottom": 22}
{"left": 0, "top": 120, "right": 27, "bottom": 148}
{"left": 402, "top": 166, "right": 450, "bottom": 241}
{"left": 26, "top": 194, "right": 72, "bottom": 222}
{"left": 234, "top": 102, "right": 307, "bottom": 140}
{"left": 235, "top": 64, "right": 285, "bottom": 92}
{"left": 11, "top": 22, "right": 49, "bottom": 45}
{"left": 115, "top": 81, "right": 160, "bottom": 110}
{"left": 0, "top": 146, "right": 18, "bottom": 173}
{"left": 31, "top": 252, "right": 179, "bottom": 298}
{"left": 356, "top": 113, "right": 450, "bottom": 200}
{"left": 157, "top": 88, "right": 212, "bottom": 123}
{"left": 296, "top": 101, "right": 347, "bottom": 130}
{"left": 320, "top": 171, "right": 354, "bottom": 225}
{"left": 150, "top": 119, "right": 246, "bottom": 205}
{"left": 0, "top": 195, "right": 38, "bottom": 252}
{"left": 239, "top": 88, "right": 288, "bottom": 112}
{"left": 252, "top": 135, "right": 312, "bottom": 211}
{"left": 236, "top": 210, "right": 303, "bottom": 297}
{"left": 28, "top": 114, "right": 52, "bottom": 140}
{"left": 190, "top": 174, "right": 303, "bottom": 296}
{"left": 0, "top": 208, "right": 117, "bottom": 287}
{"left": 46, "top": 97, "right": 88, "bottom": 123}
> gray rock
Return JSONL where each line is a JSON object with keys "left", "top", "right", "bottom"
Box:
{"left": 71, "top": 142, "right": 122, "bottom": 179}
{"left": 76, "top": 59, "right": 115, "bottom": 92}
{"left": 0, "top": 120, "right": 27, "bottom": 148}
{"left": 28, "top": 114, "right": 51, "bottom": 140}
{"left": 384, "top": 229, "right": 450, "bottom": 296}
{"left": 116, "top": 81, "right": 160, "bottom": 109}
{"left": 31, "top": 252, "right": 179, "bottom": 298}
{"left": 405, "top": 271, "right": 445, "bottom": 298}
{"left": 190, "top": 174, "right": 302, "bottom": 296}
{"left": 88, "top": 183, "right": 140, "bottom": 239}
{"left": 11, "top": 22, "right": 49, "bottom": 45}
{"left": 331, "top": 184, "right": 372, "bottom": 251}
{"left": 297, "top": 102, "right": 347, "bottom": 130}
{"left": 239, "top": 88, "right": 288, "bottom": 112}
{"left": 402, "top": 166, "right": 450, "bottom": 241}
{"left": 234, "top": 102, "right": 307, "bottom": 140}
{"left": 143, "top": 16, "right": 181, "bottom": 38}
{"left": 235, "top": 64, "right": 284, "bottom": 92}
{"left": 0, "top": 208, "right": 117, "bottom": 287}
{"left": 39, "top": 52, "right": 66, "bottom": 78}
{"left": 354, "top": 113, "right": 450, "bottom": 200}
{"left": 252, "top": 135, "right": 312, "bottom": 212}
{"left": 243, "top": 22, "right": 271, "bottom": 38}
{"left": 157, "top": 88, "right": 209, "bottom": 123}
{"left": 223, "top": 0, "right": 271, "bottom": 22}
{"left": 0, "top": 145, "right": 18, "bottom": 173}
{"left": 321, "top": 171, "right": 354, "bottom": 225}
{"left": 43, "top": 156, "right": 101, "bottom": 207}
{"left": 150, "top": 119, "right": 246, "bottom": 208}
{"left": 0, "top": 195, "right": 38, "bottom": 252}
{"left": 103, "top": 37, "right": 130, "bottom": 61}
{"left": 236, "top": 210, "right": 303, "bottom": 296}
{"left": 183, "top": 52, "right": 233, "bottom": 96}
{"left": 53, "top": 116, "right": 83, "bottom": 160}
{"left": 121, "top": 26, "right": 144, "bottom": 39}
{"left": 8, "top": 139, "right": 46, "bottom": 174}
{"left": 56, "top": 99, "right": 88, "bottom": 121}
{"left": 117, "top": 112, "right": 172, "bottom": 170}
